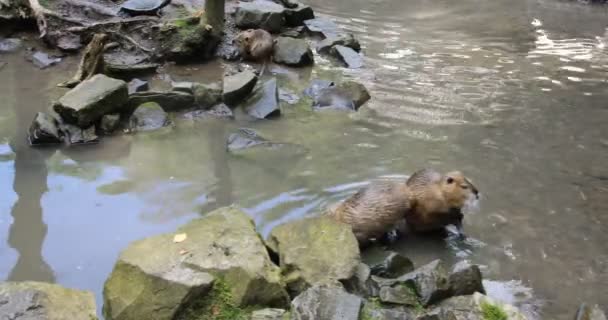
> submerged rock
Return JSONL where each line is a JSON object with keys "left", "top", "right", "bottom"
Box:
{"left": 28, "top": 112, "right": 63, "bottom": 146}
{"left": 575, "top": 303, "right": 607, "bottom": 320}
{"left": 448, "top": 261, "right": 485, "bottom": 297}
{"left": 127, "top": 78, "right": 149, "bottom": 94}
{"left": 266, "top": 216, "right": 360, "bottom": 295}
{"left": 226, "top": 128, "right": 306, "bottom": 156}
{"left": 103, "top": 207, "right": 289, "bottom": 320}
{"left": 193, "top": 82, "right": 223, "bottom": 109}
{"left": 235, "top": 0, "right": 286, "bottom": 33}
{"left": 182, "top": 103, "right": 234, "bottom": 120}
{"left": 128, "top": 91, "right": 195, "bottom": 112}
{"left": 0, "top": 281, "right": 97, "bottom": 320}
{"left": 316, "top": 33, "right": 361, "bottom": 54}
{"left": 243, "top": 78, "right": 281, "bottom": 119}
{"left": 331, "top": 45, "right": 363, "bottom": 68}
{"left": 303, "top": 79, "right": 335, "bottom": 99}
{"left": 128, "top": 102, "right": 169, "bottom": 132}
{"left": 304, "top": 17, "right": 339, "bottom": 38}
{"left": 437, "top": 292, "right": 528, "bottom": 320}
{"left": 27, "top": 51, "right": 62, "bottom": 69}
{"left": 284, "top": 3, "right": 314, "bottom": 27}
{"left": 370, "top": 252, "right": 415, "bottom": 279}
{"left": 291, "top": 285, "right": 362, "bottom": 320}
{"left": 273, "top": 37, "right": 314, "bottom": 66}
{"left": 279, "top": 88, "right": 300, "bottom": 104}
{"left": 251, "top": 308, "right": 288, "bottom": 320}
{"left": 54, "top": 74, "right": 129, "bottom": 128}
{"left": 223, "top": 70, "right": 258, "bottom": 106}
{"left": 314, "top": 81, "right": 370, "bottom": 111}
{"left": 0, "top": 38, "right": 22, "bottom": 53}
{"left": 61, "top": 124, "right": 99, "bottom": 145}
{"left": 100, "top": 114, "right": 122, "bottom": 135}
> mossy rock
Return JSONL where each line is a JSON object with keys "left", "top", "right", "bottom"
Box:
{"left": 437, "top": 293, "right": 528, "bottom": 320}
{"left": 156, "top": 17, "right": 220, "bottom": 62}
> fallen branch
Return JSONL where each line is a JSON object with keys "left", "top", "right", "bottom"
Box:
{"left": 66, "top": 16, "right": 159, "bottom": 33}
{"left": 108, "top": 31, "right": 154, "bottom": 53}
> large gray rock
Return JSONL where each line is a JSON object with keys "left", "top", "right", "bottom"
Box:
{"left": 128, "top": 102, "right": 170, "bottom": 132}
{"left": 103, "top": 207, "right": 289, "bottom": 320}
{"left": 193, "top": 82, "right": 223, "bottom": 109}
{"left": 54, "top": 74, "right": 128, "bottom": 128}
{"left": 575, "top": 303, "right": 607, "bottom": 320}
{"left": 244, "top": 78, "right": 281, "bottom": 119}
{"left": 437, "top": 292, "right": 528, "bottom": 320}
{"left": 448, "top": 261, "right": 485, "bottom": 297}
{"left": 251, "top": 308, "right": 288, "bottom": 320}
{"left": 128, "top": 91, "right": 195, "bottom": 112}
{"left": 314, "top": 81, "right": 370, "bottom": 111}
{"left": 303, "top": 17, "right": 339, "bottom": 38}
{"left": 223, "top": 70, "right": 258, "bottom": 107}
{"left": 370, "top": 252, "right": 415, "bottom": 279}
{"left": 266, "top": 216, "right": 360, "bottom": 295}
{"left": 235, "top": 0, "right": 286, "bottom": 33}
{"left": 0, "top": 281, "right": 97, "bottom": 320}
{"left": 331, "top": 45, "right": 363, "bottom": 68}
{"left": 284, "top": 3, "right": 314, "bottom": 27}
{"left": 28, "top": 112, "right": 63, "bottom": 146}
{"left": 290, "top": 286, "right": 362, "bottom": 320}
{"left": 273, "top": 37, "right": 314, "bottom": 67}
{"left": 316, "top": 33, "right": 361, "bottom": 54}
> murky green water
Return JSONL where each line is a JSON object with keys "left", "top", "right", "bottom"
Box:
{"left": 1, "top": 0, "right": 608, "bottom": 318}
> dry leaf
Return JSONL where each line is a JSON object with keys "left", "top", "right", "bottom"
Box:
{"left": 173, "top": 233, "right": 187, "bottom": 243}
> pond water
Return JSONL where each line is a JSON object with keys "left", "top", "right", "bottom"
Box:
{"left": 1, "top": 0, "right": 607, "bottom": 318}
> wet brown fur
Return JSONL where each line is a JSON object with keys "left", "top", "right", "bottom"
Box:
{"left": 326, "top": 169, "right": 479, "bottom": 245}
{"left": 235, "top": 29, "right": 274, "bottom": 62}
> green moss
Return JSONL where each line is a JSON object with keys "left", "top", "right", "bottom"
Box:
{"left": 481, "top": 301, "right": 508, "bottom": 320}
{"left": 178, "top": 279, "right": 249, "bottom": 320}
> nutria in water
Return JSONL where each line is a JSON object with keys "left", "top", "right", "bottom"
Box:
{"left": 326, "top": 169, "right": 480, "bottom": 246}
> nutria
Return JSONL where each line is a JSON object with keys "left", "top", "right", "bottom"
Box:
{"left": 326, "top": 169, "right": 479, "bottom": 246}
{"left": 235, "top": 29, "right": 274, "bottom": 62}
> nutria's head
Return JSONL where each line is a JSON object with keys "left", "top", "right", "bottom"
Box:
{"left": 440, "top": 171, "right": 479, "bottom": 212}
{"left": 235, "top": 29, "right": 254, "bottom": 45}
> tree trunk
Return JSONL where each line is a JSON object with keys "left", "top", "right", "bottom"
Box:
{"left": 204, "top": 0, "right": 224, "bottom": 37}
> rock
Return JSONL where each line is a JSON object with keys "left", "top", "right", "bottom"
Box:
{"left": 272, "top": 37, "right": 314, "bottom": 67}
{"left": 448, "top": 261, "right": 485, "bottom": 297}
{"left": 279, "top": 88, "right": 300, "bottom": 104}
{"left": 156, "top": 18, "right": 220, "bottom": 62}
{"left": 56, "top": 33, "right": 83, "bottom": 52}
{"left": 284, "top": 3, "right": 314, "bottom": 27}
{"left": 266, "top": 216, "right": 360, "bottom": 295}
{"left": 290, "top": 286, "right": 362, "bottom": 320}
{"left": 330, "top": 45, "right": 363, "bottom": 68}
{"left": 402, "top": 260, "right": 451, "bottom": 306}
{"left": 316, "top": 33, "right": 361, "bottom": 53}
{"left": 304, "top": 17, "right": 339, "bottom": 38}
{"left": 251, "top": 308, "right": 288, "bottom": 320}
{"left": 303, "top": 79, "right": 335, "bottom": 99}
{"left": 61, "top": 124, "right": 99, "bottom": 145}
{"left": 106, "top": 62, "right": 159, "bottom": 77}
{"left": 275, "top": 0, "right": 299, "bottom": 8}
{"left": 28, "top": 112, "right": 63, "bottom": 146}
{"left": 235, "top": 0, "right": 286, "bottom": 33}
{"left": 361, "top": 301, "right": 415, "bottom": 320}
{"left": 171, "top": 81, "right": 195, "bottom": 93}
{"left": 244, "top": 78, "right": 281, "bottom": 119}
{"left": 226, "top": 128, "right": 307, "bottom": 159}
{"left": 103, "top": 207, "right": 289, "bottom": 320}
{"left": 280, "top": 26, "right": 305, "bottom": 38}
{"left": 128, "top": 91, "right": 195, "bottom": 112}
{"left": 379, "top": 284, "right": 419, "bottom": 307}
{"left": 27, "top": 51, "right": 62, "bottom": 69}
{"left": 0, "top": 281, "right": 97, "bottom": 320}
{"left": 223, "top": 70, "right": 258, "bottom": 107}
{"left": 54, "top": 74, "right": 129, "bottom": 128}
{"left": 438, "top": 292, "right": 528, "bottom": 320}
{"left": 0, "top": 38, "right": 22, "bottom": 53}
{"left": 128, "top": 78, "right": 149, "bottom": 94}
{"left": 314, "top": 81, "right": 370, "bottom": 111}
{"left": 182, "top": 103, "right": 234, "bottom": 120}
{"left": 417, "top": 308, "right": 457, "bottom": 320}
{"left": 370, "top": 252, "right": 415, "bottom": 279}
{"left": 100, "top": 114, "right": 122, "bottom": 135}
{"left": 193, "top": 82, "right": 223, "bottom": 109}
{"left": 128, "top": 102, "right": 169, "bottom": 132}
{"left": 575, "top": 303, "right": 607, "bottom": 320}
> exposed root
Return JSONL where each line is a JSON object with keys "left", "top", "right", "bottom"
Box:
{"left": 108, "top": 31, "right": 154, "bottom": 53}
{"left": 63, "top": 0, "right": 118, "bottom": 17}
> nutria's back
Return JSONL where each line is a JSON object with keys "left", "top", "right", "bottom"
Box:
{"left": 235, "top": 29, "right": 274, "bottom": 61}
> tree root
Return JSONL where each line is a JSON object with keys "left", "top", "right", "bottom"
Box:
{"left": 63, "top": 0, "right": 118, "bottom": 17}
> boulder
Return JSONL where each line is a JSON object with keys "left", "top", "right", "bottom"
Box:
{"left": 303, "top": 79, "right": 335, "bottom": 99}
{"left": 223, "top": 70, "right": 258, "bottom": 107}
{"left": 182, "top": 103, "right": 234, "bottom": 120}
{"left": 103, "top": 207, "right": 289, "bottom": 320}
{"left": 54, "top": 74, "right": 128, "bottom": 128}
{"left": 316, "top": 33, "right": 361, "bottom": 54}
{"left": 193, "top": 82, "right": 223, "bottom": 109}
{"left": 370, "top": 252, "right": 415, "bottom": 279}
{"left": 290, "top": 285, "right": 362, "bottom": 320}
{"left": 251, "top": 308, "right": 288, "bottom": 320}
{"left": 235, "top": 0, "right": 286, "bottom": 33}
{"left": 273, "top": 37, "right": 314, "bottom": 67}
{"left": 266, "top": 216, "right": 360, "bottom": 295}
{"left": 284, "top": 3, "right": 314, "bottom": 27}
{"left": 226, "top": 128, "right": 307, "bottom": 158}
{"left": 27, "top": 51, "right": 62, "bottom": 69}
{"left": 100, "top": 114, "right": 122, "bottom": 135}
{"left": 303, "top": 17, "right": 339, "bottom": 38}
{"left": 437, "top": 292, "right": 528, "bottom": 320}
{"left": 128, "top": 102, "right": 170, "bottom": 132}
{"left": 379, "top": 284, "right": 419, "bottom": 307}
{"left": 28, "top": 112, "right": 63, "bottom": 146}
{"left": 128, "top": 91, "right": 195, "bottom": 112}
{"left": 0, "top": 281, "right": 97, "bottom": 320}
{"left": 330, "top": 45, "right": 363, "bottom": 68}
{"left": 448, "top": 261, "right": 485, "bottom": 297}
{"left": 0, "top": 38, "right": 22, "bottom": 53}
{"left": 575, "top": 303, "right": 607, "bottom": 320}
{"left": 243, "top": 78, "right": 281, "bottom": 119}
{"left": 127, "top": 78, "right": 149, "bottom": 94}
{"left": 314, "top": 81, "right": 370, "bottom": 111}
{"left": 61, "top": 124, "right": 99, "bottom": 145}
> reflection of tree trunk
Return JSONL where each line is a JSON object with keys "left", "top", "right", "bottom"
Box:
{"left": 204, "top": 121, "right": 233, "bottom": 211}
{"left": 204, "top": 0, "right": 225, "bottom": 37}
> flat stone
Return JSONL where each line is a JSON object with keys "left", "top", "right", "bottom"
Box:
{"left": 314, "top": 81, "right": 370, "bottom": 111}
{"left": 273, "top": 37, "right": 314, "bottom": 67}
{"left": 223, "top": 70, "right": 258, "bottom": 106}
{"left": 331, "top": 45, "right": 363, "bottom": 68}
{"left": 0, "top": 281, "right": 97, "bottom": 320}
{"left": 316, "top": 33, "right": 361, "bottom": 53}
{"left": 304, "top": 17, "right": 339, "bottom": 38}
{"left": 266, "top": 216, "right": 360, "bottom": 295}
{"left": 448, "top": 261, "right": 485, "bottom": 297}
{"left": 0, "top": 38, "right": 22, "bottom": 53}
{"left": 129, "top": 102, "right": 169, "bottom": 132}
{"left": 28, "top": 51, "right": 62, "bottom": 69}
{"left": 244, "top": 78, "right": 281, "bottom": 119}
{"left": 27, "top": 112, "right": 63, "bottom": 146}
{"left": 128, "top": 78, "right": 149, "bottom": 94}
{"left": 251, "top": 308, "right": 287, "bottom": 320}
{"left": 284, "top": 3, "right": 314, "bottom": 27}
{"left": 100, "top": 114, "right": 122, "bottom": 135}
{"left": 291, "top": 286, "right": 362, "bottom": 320}
{"left": 370, "top": 252, "right": 415, "bottom": 279}
{"left": 54, "top": 74, "right": 129, "bottom": 128}
{"left": 193, "top": 82, "right": 223, "bottom": 109}
{"left": 128, "top": 91, "right": 195, "bottom": 112}
{"left": 235, "top": 0, "right": 286, "bottom": 33}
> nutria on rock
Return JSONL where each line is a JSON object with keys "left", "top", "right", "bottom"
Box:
{"left": 326, "top": 169, "right": 480, "bottom": 246}
{"left": 235, "top": 29, "right": 274, "bottom": 62}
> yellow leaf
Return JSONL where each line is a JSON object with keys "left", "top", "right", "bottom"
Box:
{"left": 173, "top": 233, "right": 187, "bottom": 243}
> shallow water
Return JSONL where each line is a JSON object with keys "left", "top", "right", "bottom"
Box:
{"left": 1, "top": 0, "right": 608, "bottom": 318}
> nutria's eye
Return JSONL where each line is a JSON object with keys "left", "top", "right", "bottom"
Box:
{"left": 447, "top": 177, "right": 454, "bottom": 184}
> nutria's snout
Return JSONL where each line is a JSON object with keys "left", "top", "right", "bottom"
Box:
{"left": 472, "top": 187, "right": 479, "bottom": 199}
